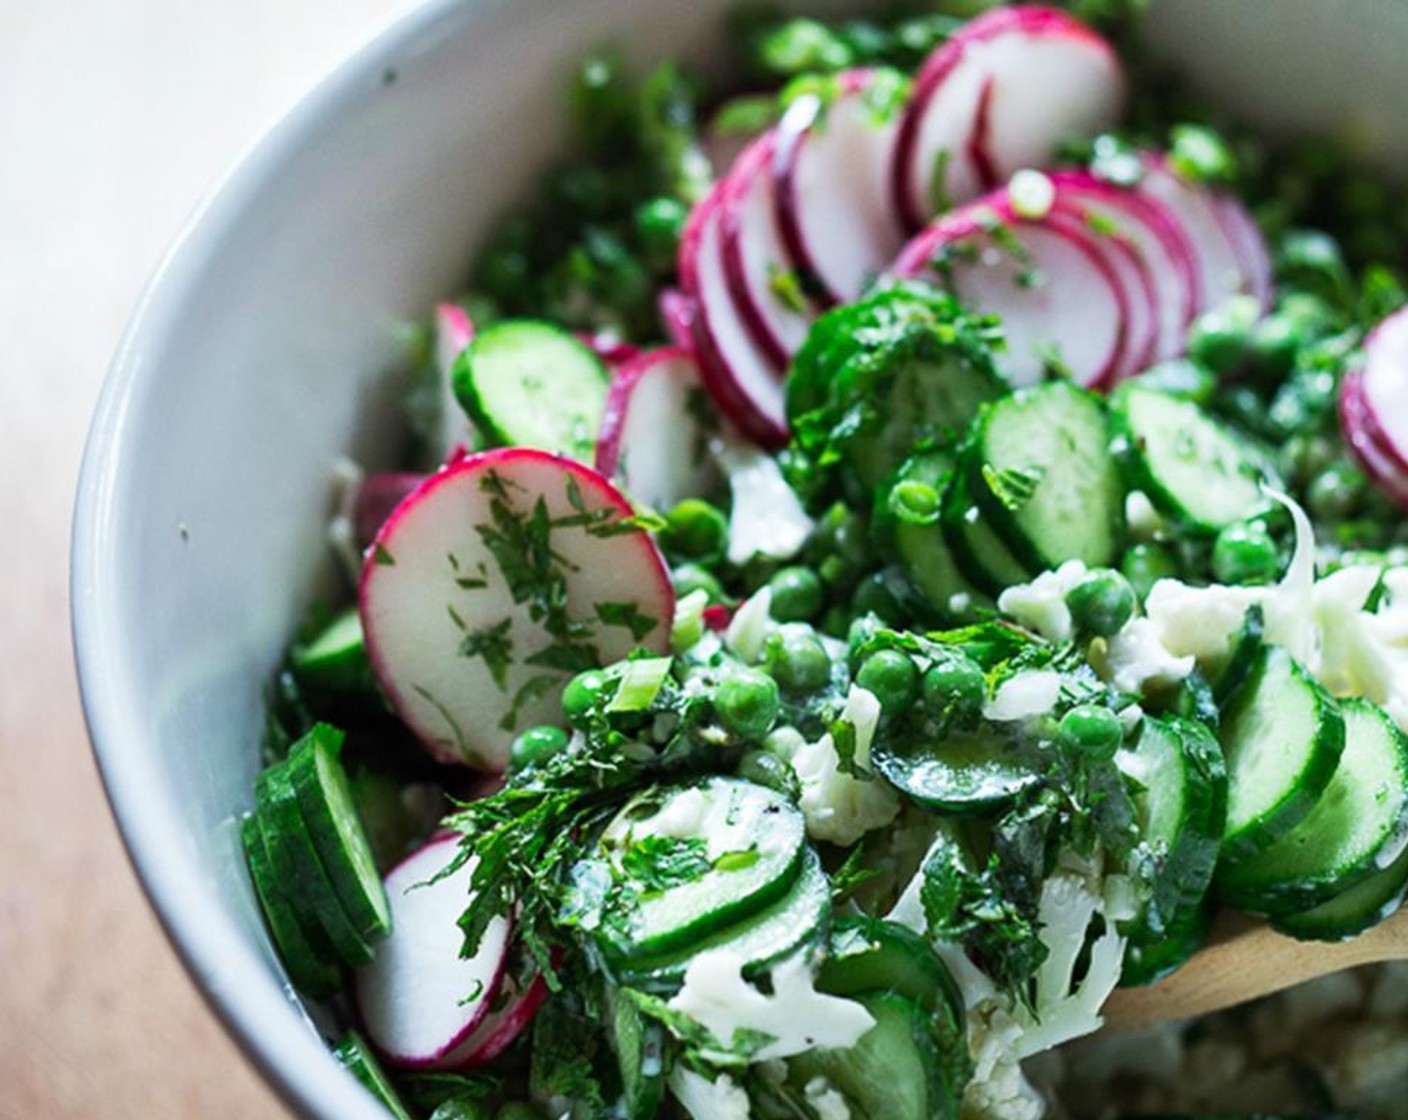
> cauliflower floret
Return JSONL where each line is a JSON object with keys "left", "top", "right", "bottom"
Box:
{"left": 1099, "top": 617, "right": 1195, "bottom": 695}
{"left": 669, "top": 1067, "right": 751, "bottom": 1120}
{"left": 790, "top": 686, "right": 900, "bottom": 845}
{"left": 984, "top": 670, "right": 1066, "bottom": 722}
{"left": 996, "top": 560, "right": 1090, "bottom": 642}
{"left": 715, "top": 437, "right": 813, "bottom": 567}
{"left": 803, "top": 1077, "right": 853, "bottom": 1120}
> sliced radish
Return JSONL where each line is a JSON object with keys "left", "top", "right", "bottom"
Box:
{"left": 891, "top": 5, "right": 1123, "bottom": 231}
{"left": 355, "top": 835, "right": 510, "bottom": 1070}
{"left": 433, "top": 303, "right": 476, "bottom": 459}
{"left": 1047, "top": 169, "right": 1200, "bottom": 361}
{"left": 1137, "top": 155, "right": 1250, "bottom": 314}
{"left": 658, "top": 288, "right": 696, "bottom": 350}
{"left": 702, "top": 604, "right": 734, "bottom": 633}
{"left": 360, "top": 449, "right": 674, "bottom": 769}
{"left": 355, "top": 471, "right": 428, "bottom": 549}
{"left": 774, "top": 70, "right": 908, "bottom": 307}
{"left": 595, "top": 347, "right": 721, "bottom": 512}
{"left": 720, "top": 134, "right": 818, "bottom": 368}
{"left": 578, "top": 331, "right": 641, "bottom": 370}
{"left": 1342, "top": 308, "right": 1408, "bottom": 508}
{"left": 1341, "top": 370, "right": 1408, "bottom": 510}
{"left": 892, "top": 192, "right": 1129, "bottom": 389}
{"left": 679, "top": 185, "right": 788, "bottom": 446}
{"left": 1211, "top": 193, "right": 1273, "bottom": 311}
{"left": 455, "top": 971, "right": 550, "bottom": 1067}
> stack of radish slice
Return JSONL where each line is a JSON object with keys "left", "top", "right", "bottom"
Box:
{"left": 1341, "top": 307, "right": 1408, "bottom": 509}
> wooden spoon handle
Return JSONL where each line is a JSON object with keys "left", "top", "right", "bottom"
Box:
{"left": 1102, "top": 906, "right": 1408, "bottom": 1032}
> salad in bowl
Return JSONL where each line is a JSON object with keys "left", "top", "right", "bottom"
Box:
{"left": 238, "top": 3, "right": 1408, "bottom": 1118}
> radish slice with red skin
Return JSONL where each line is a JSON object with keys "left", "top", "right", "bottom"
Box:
{"left": 454, "top": 971, "right": 550, "bottom": 1068}
{"left": 720, "top": 134, "right": 818, "bottom": 368}
{"left": 658, "top": 288, "right": 696, "bottom": 350}
{"left": 595, "top": 347, "right": 721, "bottom": 512}
{"left": 1137, "top": 155, "right": 1250, "bottom": 314}
{"left": 680, "top": 184, "right": 789, "bottom": 446}
{"left": 360, "top": 449, "right": 673, "bottom": 769}
{"left": 355, "top": 836, "right": 511, "bottom": 1070}
{"left": 1210, "top": 193, "right": 1273, "bottom": 311}
{"left": 1046, "top": 169, "right": 1200, "bottom": 361}
{"left": 1341, "top": 369, "right": 1408, "bottom": 510}
{"left": 355, "top": 471, "right": 428, "bottom": 549}
{"left": 578, "top": 332, "right": 641, "bottom": 370}
{"left": 774, "top": 70, "right": 909, "bottom": 307}
{"left": 891, "top": 5, "right": 1123, "bottom": 231}
{"left": 893, "top": 194, "right": 1129, "bottom": 389}
{"left": 1343, "top": 308, "right": 1408, "bottom": 508}
{"left": 433, "top": 303, "right": 476, "bottom": 458}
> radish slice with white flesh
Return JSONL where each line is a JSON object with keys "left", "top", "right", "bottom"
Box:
{"left": 679, "top": 184, "right": 789, "bottom": 446}
{"left": 433, "top": 303, "right": 476, "bottom": 458}
{"left": 892, "top": 193, "right": 1129, "bottom": 389}
{"left": 1342, "top": 309, "right": 1408, "bottom": 508}
{"left": 456, "top": 971, "right": 550, "bottom": 1067}
{"left": 658, "top": 288, "right": 696, "bottom": 350}
{"left": 355, "top": 472, "right": 428, "bottom": 549}
{"left": 1211, "top": 193, "right": 1274, "bottom": 311}
{"left": 360, "top": 449, "right": 674, "bottom": 769}
{"left": 1047, "top": 169, "right": 1200, "bottom": 361}
{"left": 891, "top": 5, "right": 1123, "bottom": 232}
{"left": 774, "top": 70, "right": 909, "bottom": 307}
{"left": 1137, "top": 155, "right": 1252, "bottom": 314}
{"left": 355, "top": 835, "right": 510, "bottom": 1070}
{"left": 595, "top": 347, "right": 721, "bottom": 512}
{"left": 720, "top": 134, "right": 818, "bottom": 368}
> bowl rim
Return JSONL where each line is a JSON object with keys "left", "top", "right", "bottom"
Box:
{"left": 70, "top": 2, "right": 475, "bottom": 1117}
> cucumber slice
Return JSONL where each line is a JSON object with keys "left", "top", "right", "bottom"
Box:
{"left": 940, "top": 466, "right": 1033, "bottom": 598}
{"left": 332, "top": 1030, "right": 416, "bottom": 1120}
{"left": 1216, "top": 646, "right": 1346, "bottom": 863}
{"left": 885, "top": 452, "right": 990, "bottom": 620}
{"left": 593, "top": 778, "right": 807, "bottom": 965}
{"left": 289, "top": 607, "right": 373, "bottom": 693}
{"left": 255, "top": 763, "right": 375, "bottom": 967}
{"left": 1212, "top": 604, "right": 1265, "bottom": 704}
{"left": 818, "top": 917, "right": 964, "bottom": 1029}
{"left": 1273, "top": 837, "right": 1408, "bottom": 942}
{"left": 241, "top": 816, "right": 341, "bottom": 998}
{"left": 1219, "top": 699, "right": 1408, "bottom": 915}
{"left": 287, "top": 724, "right": 392, "bottom": 943}
{"left": 612, "top": 848, "right": 830, "bottom": 990}
{"left": 1111, "top": 383, "right": 1277, "bottom": 533}
{"left": 788, "top": 991, "right": 959, "bottom": 1120}
{"left": 604, "top": 985, "right": 667, "bottom": 1120}
{"left": 1116, "top": 716, "right": 1227, "bottom": 986}
{"left": 967, "top": 381, "right": 1124, "bottom": 572}
{"left": 453, "top": 320, "right": 609, "bottom": 461}
{"left": 871, "top": 726, "right": 1047, "bottom": 815}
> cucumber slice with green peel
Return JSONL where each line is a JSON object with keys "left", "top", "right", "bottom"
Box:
{"left": 1111, "top": 383, "right": 1277, "bottom": 533}
{"left": 871, "top": 726, "right": 1047, "bottom": 814}
{"left": 287, "top": 724, "right": 391, "bottom": 943}
{"left": 788, "top": 991, "right": 960, "bottom": 1120}
{"left": 1216, "top": 646, "right": 1346, "bottom": 863}
{"left": 604, "top": 985, "right": 667, "bottom": 1120}
{"left": 885, "top": 452, "right": 991, "bottom": 620}
{"left": 289, "top": 607, "right": 373, "bottom": 693}
{"left": 1121, "top": 899, "right": 1215, "bottom": 989}
{"left": 241, "top": 816, "right": 341, "bottom": 998}
{"left": 255, "top": 763, "right": 375, "bottom": 967}
{"left": 818, "top": 916, "right": 964, "bottom": 1030}
{"left": 966, "top": 381, "right": 1124, "bottom": 572}
{"left": 940, "top": 466, "right": 1033, "bottom": 598}
{"left": 332, "top": 1030, "right": 416, "bottom": 1120}
{"left": 1212, "top": 605, "right": 1265, "bottom": 705}
{"left": 591, "top": 778, "right": 807, "bottom": 966}
{"left": 1219, "top": 699, "right": 1408, "bottom": 916}
{"left": 1116, "top": 716, "right": 1227, "bottom": 986}
{"left": 611, "top": 848, "right": 830, "bottom": 991}
{"left": 453, "top": 320, "right": 610, "bottom": 461}
{"left": 1272, "top": 836, "right": 1408, "bottom": 942}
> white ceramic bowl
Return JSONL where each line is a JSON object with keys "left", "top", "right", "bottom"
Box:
{"left": 72, "top": 2, "right": 1408, "bottom": 1117}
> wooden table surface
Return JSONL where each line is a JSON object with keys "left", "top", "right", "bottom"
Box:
{"left": 0, "top": 3, "right": 402, "bottom": 1116}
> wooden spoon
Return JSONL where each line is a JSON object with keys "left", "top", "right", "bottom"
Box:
{"left": 1101, "top": 905, "right": 1408, "bottom": 1032}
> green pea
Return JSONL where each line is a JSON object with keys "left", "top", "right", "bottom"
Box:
{"left": 851, "top": 572, "right": 903, "bottom": 624}
{"left": 819, "top": 605, "right": 852, "bottom": 639}
{"left": 1057, "top": 705, "right": 1123, "bottom": 761}
{"left": 1122, "top": 542, "right": 1178, "bottom": 600}
{"left": 847, "top": 613, "right": 884, "bottom": 663}
{"left": 767, "top": 566, "right": 825, "bottom": 622}
{"left": 764, "top": 626, "right": 833, "bottom": 695}
{"left": 716, "top": 669, "right": 781, "bottom": 740}
{"left": 660, "top": 498, "right": 729, "bottom": 563}
{"left": 672, "top": 562, "right": 726, "bottom": 604}
{"left": 508, "top": 725, "right": 569, "bottom": 771}
{"left": 856, "top": 650, "right": 920, "bottom": 714}
{"left": 812, "top": 504, "right": 872, "bottom": 570}
{"left": 1169, "top": 124, "right": 1237, "bottom": 184}
{"left": 737, "top": 749, "right": 800, "bottom": 799}
{"left": 1187, "top": 296, "right": 1259, "bottom": 374}
{"left": 634, "top": 196, "right": 688, "bottom": 273}
{"left": 1065, "top": 569, "right": 1136, "bottom": 639}
{"left": 922, "top": 655, "right": 986, "bottom": 722}
{"left": 562, "top": 668, "right": 613, "bottom": 728}
{"left": 1212, "top": 522, "right": 1281, "bottom": 586}
{"left": 1248, "top": 313, "right": 1305, "bottom": 380}
{"left": 1276, "top": 229, "right": 1350, "bottom": 297}
{"left": 1308, "top": 462, "right": 1367, "bottom": 521}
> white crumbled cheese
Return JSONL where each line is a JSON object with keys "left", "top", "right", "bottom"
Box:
{"left": 669, "top": 1067, "right": 752, "bottom": 1120}
{"left": 1101, "top": 617, "right": 1196, "bottom": 694}
{"left": 804, "top": 1078, "right": 852, "bottom": 1120}
{"left": 668, "top": 950, "right": 876, "bottom": 1061}
{"left": 791, "top": 686, "right": 900, "bottom": 845}
{"left": 1009, "top": 168, "right": 1056, "bottom": 220}
{"left": 1124, "top": 490, "right": 1165, "bottom": 540}
{"left": 984, "top": 670, "right": 1064, "bottom": 722}
{"left": 714, "top": 437, "right": 813, "bottom": 566}
{"left": 996, "top": 560, "right": 1089, "bottom": 642}
{"left": 725, "top": 587, "right": 774, "bottom": 664}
